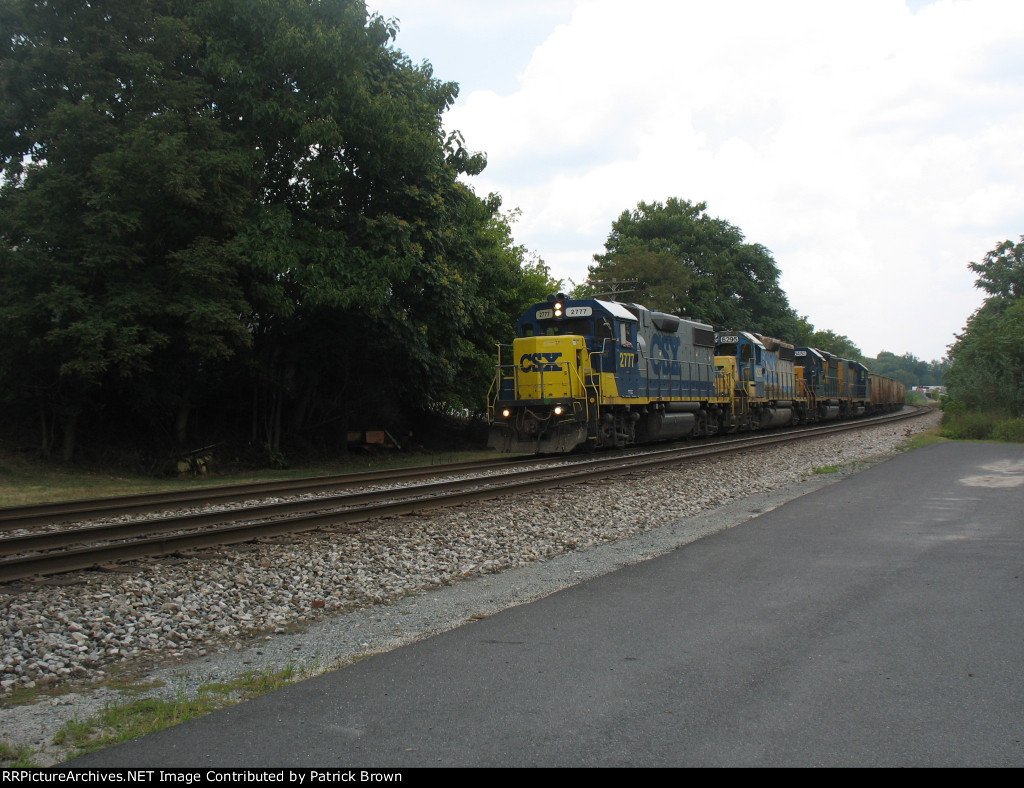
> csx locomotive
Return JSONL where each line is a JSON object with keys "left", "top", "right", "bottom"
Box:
{"left": 487, "top": 294, "right": 905, "bottom": 454}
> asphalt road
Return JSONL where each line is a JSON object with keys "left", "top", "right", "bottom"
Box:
{"left": 70, "top": 441, "right": 1024, "bottom": 767}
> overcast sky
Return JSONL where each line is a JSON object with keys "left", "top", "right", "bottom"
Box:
{"left": 369, "top": 0, "right": 1024, "bottom": 362}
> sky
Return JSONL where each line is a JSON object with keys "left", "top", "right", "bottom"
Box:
{"left": 368, "top": 0, "right": 1024, "bottom": 362}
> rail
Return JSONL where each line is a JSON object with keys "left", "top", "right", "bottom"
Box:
{"left": 0, "top": 407, "right": 929, "bottom": 584}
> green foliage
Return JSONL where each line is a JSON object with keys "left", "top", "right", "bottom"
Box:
{"left": 0, "top": 741, "right": 37, "bottom": 767}
{"left": 588, "top": 198, "right": 803, "bottom": 337}
{"left": 0, "top": 0, "right": 541, "bottom": 463}
{"left": 805, "top": 329, "right": 864, "bottom": 362}
{"left": 968, "top": 236, "right": 1024, "bottom": 300}
{"left": 871, "top": 351, "right": 948, "bottom": 388}
{"left": 991, "top": 417, "right": 1024, "bottom": 443}
{"left": 585, "top": 198, "right": 945, "bottom": 369}
{"left": 940, "top": 405, "right": 1024, "bottom": 443}
{"left": 945, "top": 236, "right": 1024, "bottom": 418}
{"left": 1, "top": 0, "right": 258, "bottom": 457}
{"left": 940, "top": 411, "right": 999, "bottom": 441}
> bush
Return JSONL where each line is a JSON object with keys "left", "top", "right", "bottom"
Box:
{"left": 941, "top": 408, "right": 1024, "bottom": 442}
{"left": 941, "top": 398, "right": 966, "bottom": 417}
{"left": 991, "top": 418, "right": 1024, "bottom": 443}
{"left": 940, "top": 411, "right": 997, "bottom": 440}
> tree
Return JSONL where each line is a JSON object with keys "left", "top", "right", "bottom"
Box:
{"left": 968, "top": 236, "right": 1024, "bottom": 300}
{"left": 0, "top": 0, "right": 253, "bottom": 458}
{"left": 0, "top": 0, "right": 539, "bottom": 462}
{"left": 588, "top": 198, "right": 802, "bottom": 337}
{"left": 870, "top": 351, "right": 947, "bottom": 387}
{"left": 806, "top": 330, "right": 863, "bottom": 362}
{"left": 946, "top": 236, "right": 1024, "bottom": 416}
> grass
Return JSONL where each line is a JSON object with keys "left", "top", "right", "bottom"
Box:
{"left": 0, "top": 446, "right": 509, "bottom": 508}
{"left": 0, "top": 741, "right": 39, "bottom": 767}
{"left": 901, "top": 431, "right": 946, "bottom": 451}
{"left": 51, "top": 666, "right": 304, "bottom": 759}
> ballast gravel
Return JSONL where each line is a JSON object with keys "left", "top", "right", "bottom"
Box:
{"left": 0, "top": 411, "right": 941, "bottom": 765}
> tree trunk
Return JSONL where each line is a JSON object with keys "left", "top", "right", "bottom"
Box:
{"left": 61, "top": 407, "right": 79, "bottom": 462}
{"left": 175, "top": 401, "right": 191, "bottom": 445}
{"left": 39, "top": 402, "right": 54, "bottom": 458}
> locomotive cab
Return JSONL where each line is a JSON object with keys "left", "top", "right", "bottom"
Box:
{"left": 714, "top": 332, "right": 765, "bottom": 398}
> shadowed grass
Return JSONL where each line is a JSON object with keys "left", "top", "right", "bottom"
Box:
{"left": 0, "top": 447, "right": 510, "bottom": 508}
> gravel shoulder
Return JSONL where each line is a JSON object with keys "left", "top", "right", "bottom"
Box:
{"left": 1, "top": 410, "right": 941, "bottom": 765}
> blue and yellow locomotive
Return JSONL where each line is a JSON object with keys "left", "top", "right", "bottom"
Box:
{"left": 487, "top": 294, "right": 905, "bottom": 454}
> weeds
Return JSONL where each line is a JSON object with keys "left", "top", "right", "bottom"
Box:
{"left": 50, "top": 665, "right": 309, "bottom": 759}
{"left": 940, "top": 409, "right": 1024, "bottom": 442}
{"left": 0, "top": 741, "right": 39, "bottom": 767}
{"left": 900, "top": 432, "right": 945, "bottom": 451}
{"left": 991, "top": 417, "right": 1024, "bottom": 443}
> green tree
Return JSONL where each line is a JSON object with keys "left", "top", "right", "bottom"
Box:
{"left": 968, "top": 236, "right": 1024, "bottom": 300}
{"left": 946, "top": 236, "right": 1024, "bottom": 415}
{"left": 588, "top": 198, "right": 801, "bottom": 337}
{"left": 870, "top": 351, "right": 946, "bottom": 387}
{"left": 0, "top": 0, "right": 252, "bottom": 458}
{"left": 0, "top": 0, "right": 538, "bottom": 461}
{"left": 806, "top": 330, "right": 864, "bottom": 363}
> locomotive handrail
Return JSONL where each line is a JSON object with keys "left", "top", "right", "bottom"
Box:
{"left": 569, "top": 361, "right": 592, "bottom": 425}
{"left": 487, "top": 344, "right": 518, "bottom": 423}
{"left": 715, "top": 368, "right": 735, "bottom": 399}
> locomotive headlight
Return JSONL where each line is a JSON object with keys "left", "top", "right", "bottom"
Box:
{"left": 553, "top": 406, "right": 564, "bottom": 415}
{"left": 501, "top": 408, "right": 511, "bottom": 418}
{"left": 549, "top": 291, "right": 567, "bottom": 318}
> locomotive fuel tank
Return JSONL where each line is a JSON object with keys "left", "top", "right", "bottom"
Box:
{"left": 642, "top": 411, "right": 697, "bottom": 441}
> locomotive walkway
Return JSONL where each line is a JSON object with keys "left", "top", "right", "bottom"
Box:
{"left": 68, "top": 441, "right": 1024, "bottom": 767}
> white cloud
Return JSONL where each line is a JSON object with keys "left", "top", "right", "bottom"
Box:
{"left": 408, "top": 0, "right": 1024, "bottom": 360}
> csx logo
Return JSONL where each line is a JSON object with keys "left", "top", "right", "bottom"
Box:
{"left": 650, "top": 335, "right": 681, "bottom": 375}
{"left": 520, "top": 352, "right": 563, "bottom": 373}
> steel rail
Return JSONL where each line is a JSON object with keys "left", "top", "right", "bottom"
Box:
{"left": 0, "top": 407, "right": 926, "bottom": 584}
{"left": 0, "top": 455, "right": 540, "bottom": 530}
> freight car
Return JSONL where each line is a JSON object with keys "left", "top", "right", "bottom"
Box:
{"left": 487, "top": 294, "right": 905, "bottom": 454}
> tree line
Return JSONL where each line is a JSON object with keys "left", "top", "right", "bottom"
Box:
{"left": 580, "top": 198, "right": 946, "bottom": 377}
{"left": 945, "top": 236, "right": 1024, "bottom": 417}
{"left": 0, "top": 0, "right": 557, "bottom": 464}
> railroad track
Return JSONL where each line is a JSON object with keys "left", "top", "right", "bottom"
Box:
{"left": 0, "top": 407, "right": 927, "bottom": 583}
